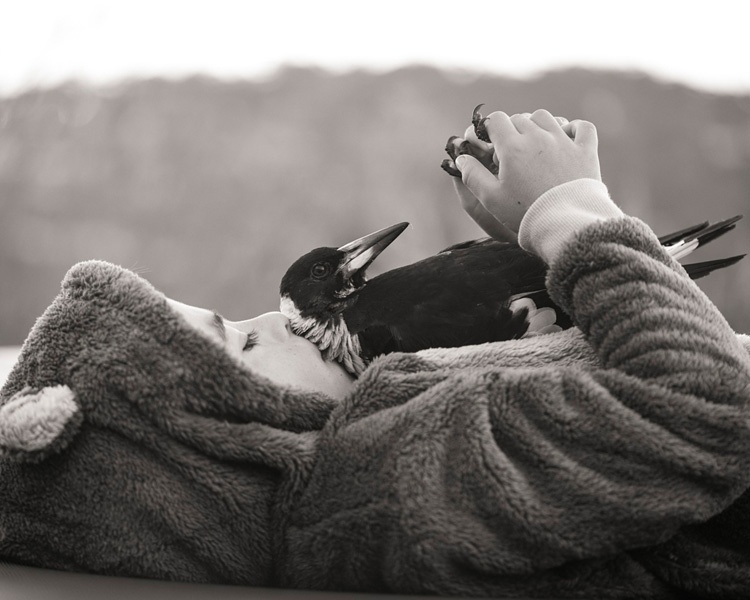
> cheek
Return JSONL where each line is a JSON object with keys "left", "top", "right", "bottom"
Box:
{"left": 241, "top": 344, "right": 320, "bottom": 389}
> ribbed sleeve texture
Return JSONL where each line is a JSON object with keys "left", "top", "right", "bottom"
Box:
{"left": 518, "top": 178, "right": 624, "bottom": 264}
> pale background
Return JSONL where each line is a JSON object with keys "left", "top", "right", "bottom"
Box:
{"left": 3, "top": 1, "right": 749, "bottom": 95}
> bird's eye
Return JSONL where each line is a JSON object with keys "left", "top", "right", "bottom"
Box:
{"left": 311, "top": 263, "right": 331, "bottom": 279}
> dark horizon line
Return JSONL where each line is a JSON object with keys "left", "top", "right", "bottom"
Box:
{"left": 2, "top": 62, "right": 749, "bottom": 101}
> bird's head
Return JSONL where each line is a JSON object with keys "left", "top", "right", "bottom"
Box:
{"left": 279, "top": 222, "right": 409, "bottom": 322}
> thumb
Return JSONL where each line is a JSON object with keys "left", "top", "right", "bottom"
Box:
{"left": 452, "top": 177, "right": 518, "bottom": 242}
{"left": 456, "top": 154, "right": 525, "bottom": 234}
{"left": 455, "top": 154, "right": 501, "bottom": 204}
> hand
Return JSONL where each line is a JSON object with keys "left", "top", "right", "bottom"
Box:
{"left": 445, "top": 125, "right": 516, "bottom": 242}
{"left": 454, "top": 109, "right": 601, "bottom": 234}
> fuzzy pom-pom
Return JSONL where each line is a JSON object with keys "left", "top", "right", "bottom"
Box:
{"left": 0, "top": 385, "right": 78, "bottom": 453}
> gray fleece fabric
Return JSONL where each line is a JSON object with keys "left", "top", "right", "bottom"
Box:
{"left": 2, "top": 217, "right": 750, "bottom": 599}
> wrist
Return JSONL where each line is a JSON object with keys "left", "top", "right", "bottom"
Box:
{"left": 518, "top": 179, "right": 624, "bottom": 264}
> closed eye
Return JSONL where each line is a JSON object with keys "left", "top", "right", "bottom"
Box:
{"left": 243, "top": 330, "right": 259, "bottom": 351}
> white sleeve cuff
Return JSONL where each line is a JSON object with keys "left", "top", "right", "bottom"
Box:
{"left": 518, "top": 179, "right": 625, "bottom": 264}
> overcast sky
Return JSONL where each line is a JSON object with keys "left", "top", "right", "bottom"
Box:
{"left": 2, "top": 1, "right": 749, "bottom": 96}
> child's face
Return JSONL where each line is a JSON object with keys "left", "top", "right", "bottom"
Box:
{"left": 166, "top": 299, "right": 355, "bottom": 400}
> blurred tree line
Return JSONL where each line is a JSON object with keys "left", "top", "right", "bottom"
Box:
{"left": 1, "top": 66, "right": 749, "bottom": 344}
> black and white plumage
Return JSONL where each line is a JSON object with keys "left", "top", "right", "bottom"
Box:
{"left": 280, "top": 217, "right": 744, "bottom": 376}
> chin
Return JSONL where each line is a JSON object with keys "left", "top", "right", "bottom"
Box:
{"left": 328, "top": 358, "right": 354, "bottom": 379}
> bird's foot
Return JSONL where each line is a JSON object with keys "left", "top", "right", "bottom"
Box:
{"left": 440, "top": 158, "right": 462, "bottom": 178}
{"left": 442, "top": 133, "right": 498, "bottom": 177}
{"left": 440, "top": 104, "right": 500, "bottom": 177}
{"left": 472, "top": 103, "right": 491, "bottom": 143}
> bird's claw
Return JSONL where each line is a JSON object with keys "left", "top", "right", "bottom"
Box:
{"left": 445, "top": 136, "right": 481, "bottom": 161}
{"left": 471, "top": 103, "right": 484, "bottom": 128}
{"left": 440, "top": 158, "right": 462, "bottom": 178}
{"left": 440, "top": 104, "right": 500, "bottom": 177}
{"left": 444, "top": 135, "right": 460, "bottom": 161}
{"left": 442, "top": 136, "right": 481, "bottom": 178}
{"left": 442, "top": 136, "right": 469, "bottom": 178}
{"left": 441, "top": 133, "right": 499, "bottom": 177}
{"left": 472, "top": 103, "right": 491, "bottom": 143}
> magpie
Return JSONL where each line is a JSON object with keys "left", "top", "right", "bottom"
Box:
{"left": 280, "top": 217, "right": 745, "bottom": 376}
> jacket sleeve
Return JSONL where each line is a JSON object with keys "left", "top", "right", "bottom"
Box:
{"left": 282, "top": 181, "right": 750, "bottom": 594}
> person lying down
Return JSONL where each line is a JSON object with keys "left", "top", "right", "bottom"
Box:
{"left": 2, "top": 110, "right": 750, "bottom": 599}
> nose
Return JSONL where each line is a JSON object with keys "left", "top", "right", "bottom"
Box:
{"left": 231, "top": 311, "right": 292, "bottom": 343}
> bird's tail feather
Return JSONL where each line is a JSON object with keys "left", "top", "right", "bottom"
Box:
{"left": 658, "top": 221, "right": 709, "bottom": 246}
{"left": 682, "top": 255, "right": 746, "bottom": 280}
{"left": 662, "top": 215, "right": 743, "bottom": 261}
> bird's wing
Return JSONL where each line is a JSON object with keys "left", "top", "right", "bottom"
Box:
{"left": 437, "top": 237, "right": 499, "bottom": 253}
{"left": 353, "top": 243, "right": 564, "bottom": 353}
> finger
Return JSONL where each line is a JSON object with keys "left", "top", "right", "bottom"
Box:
{"left": 559, "top": 120, "right": 576, "bottom": 139}
{"left": 510, "top": 113, "right": 537, "bottom": 134}
{"left": 456, "top": 126, "right": 496, "bottom": 172}
{"left": 567, "top": 119, "right": 598, "bottom": 146}
{"left": 530, "top": 109, "right": 563, "bottom": 132}
{"left": 482, "top": 111, "right": 518, "bottom": 146}
{"left": 452, "top": 178, "right": 518, "bottom": 242}
{"left": 455, "top": 154, "right": 502, "bottom": 204}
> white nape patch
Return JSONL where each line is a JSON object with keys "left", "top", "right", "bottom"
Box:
{"left": 280, "top": 295, "right": 366, "bottom": 376}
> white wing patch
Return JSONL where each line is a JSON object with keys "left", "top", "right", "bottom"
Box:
{"left": 665, "top": 238, "right": 700, "bottom": 261}
{"left": 510, "top": 297, "right": 563, "bottom": 337}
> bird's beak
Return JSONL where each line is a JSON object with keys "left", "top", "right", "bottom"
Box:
{"left": 337, "top": 222, "right": 409, "bottom": 280}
